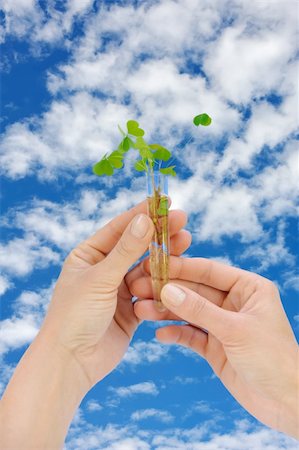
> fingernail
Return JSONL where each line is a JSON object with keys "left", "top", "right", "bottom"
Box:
{"left": 131, "top": 214, "right": 150, "bottom": 238}
{"left": 162, "top": 284, "right": 186, "bottom": 307}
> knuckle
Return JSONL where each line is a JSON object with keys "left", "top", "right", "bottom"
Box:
{"left": 189, "top": 294, "right": 206, "bottom": 318}
{"left": 115, "top": 238, "right": 132, "bottom": 258}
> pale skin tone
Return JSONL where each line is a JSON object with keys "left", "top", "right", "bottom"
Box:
{"left": 0, "top": 201, "right": 191, "bottom": 449}
{"left": 0, "top": 202, "right": 298, "bottom": 449}
{"left": 127, "top": 256, "right": 299, "bottom": 439}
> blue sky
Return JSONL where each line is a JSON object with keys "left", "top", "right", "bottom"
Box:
{"left": 0, "top": 1, "right": 298, "bottom": 449}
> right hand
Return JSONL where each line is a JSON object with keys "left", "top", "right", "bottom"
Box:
{"left": 127, "top": 257, "right": 299, "bottom": 439}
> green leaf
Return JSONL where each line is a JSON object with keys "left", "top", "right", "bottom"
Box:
{"left": 134, "top": 136, "right": 148, "bottom": 149}
{"left": 118, "top": 124, "right": 126, "bottom": 136}
{"left": 128, "top": 137, "right": 135, "bottom": 148}
{"left": 150, "top": 144, "right": 171, "bottom": 161}
{"left": 127, "top": 120, "right": 145, "bottom": 137}
{"left": 108, "top": 151, "right": 124, "bottom": 169}
{"left": 160, "top": 166, "right": 176, "bottom": 177}
{"left": 134, "top": 159, "right": 147, "bottom": 172}
{"left": 118, "top": 136, "right": 130, "bottom": 152}
{"left": 193, "top": 113, "right": 212, "bottom": 126}
{"left": 157, "top": 197, "right": 168, "bottom": 216}
{"left": 123, "top": 136, "right": 131, "bottom": 151}
{"left": 92, "top": 158, "right": 114, "bottom": 176}
{"left": 140, "top": 147, "right": 154, "bottom": 160}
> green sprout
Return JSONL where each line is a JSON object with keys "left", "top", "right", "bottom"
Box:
{"left": 92, "top": 114, "right": 212, "bottom": 178}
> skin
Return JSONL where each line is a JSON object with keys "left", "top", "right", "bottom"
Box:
{"left": 127, "top": 256, "right": 299, "bottom": 439}
{"left": 0, "top": 201, "right": 191, "bottom": 450}
{"left": 1, "top": 201, "right": 298, "bottom": 447}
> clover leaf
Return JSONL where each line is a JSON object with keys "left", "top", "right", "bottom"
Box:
{"left": 92, "top": 158, "right": 114, "bottom": 176}
{"left": 108, "top": 151, "right": 124, "bottom": 169}
{"left": 193, "top": 113, "right": 212, "bottom": 126}
{"left": 93, "top": 113, "right": 212, "bottom": 178}
{"left": 150, "top": 144, "right": 171, "bottom": 161}
{"left": 127, "top": 120, "right": 145, "bottom": 137}
{"left": 134, "top": 159, "right": 147, "bottom": 172}
{"left": 160, "top": 166, "right": 176, "bottom": 177}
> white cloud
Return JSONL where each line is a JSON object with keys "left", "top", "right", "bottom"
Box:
{"left": 0, "top": 233, "right": 60, "bottom": 276}
{"left": 171, "top": 376, "right": 200, "bottom": 385}
{"left": 283, "top": 274, "right": 299, "bottom": 293}
{"left": 198, "top": 185, "right": 262, "bottom": 243}
{"left": 241, "top": 221, "right": 296, "bottom": 272}
{"left": 121, "top": 339, "right": 170, "bottom": 367}
{"left": 217, "top": 98, "right": 298, "bottom": 178}
{"left": 0, "top": 94, "right": 132, "bottom": 179}
{"left": 86, "top": 400, "right": 103, "bottom": 412}
{"left": 254, "top": 140, "right": 299, "bottom": 220}
{"left": 131, "top": 408, "right": 174, "bottom": 423}
{"left": 0, "top": 186, "right": 146, "bottom": 288}
{"left": 0, "top": 0, "right": 94, "bottom": 45}
{"left": 110, "top": 381, "right": 159, "bottom": 398}
{"left": 0, "top": 275, "right": 12, "bottom": 295}
{"left": 190, "top": 400, "right": 213, "bottom": 414}
{"left": 205, "top": 22, "right": 296, "bottom": 104}
{"left": 0, "top": 283, "right": 54, "bottom": 356}
{"left": 65, "top": 419, "right": 297, "bottom": 450}
{"left": 1, "top": 0, "right": 297, "bottom": 280}
{"left": 0, "top": 316, "right": 39, "bottom": 355}
{"left": 1, "top": 1, "right": 297, "bottom": 256}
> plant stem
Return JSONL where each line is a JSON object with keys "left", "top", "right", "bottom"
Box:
{"left": 147, "top": 168, "right": 169, "bottom": 312}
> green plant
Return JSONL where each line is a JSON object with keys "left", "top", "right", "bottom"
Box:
{"left": 92, "top": 113, "right": 212, "bottom": 311}
{"left": 92, "top": 113, "right": 212, "bottom": 178}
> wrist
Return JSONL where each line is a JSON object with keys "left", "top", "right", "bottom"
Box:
{"left": 277, "top": 349, "right": 299, "bottom": 439}
{"left": 37, "top": 324, "right": 92, "bottom": 395}
{"left": 0, "top": 327, "right": 89, "bottom": 449}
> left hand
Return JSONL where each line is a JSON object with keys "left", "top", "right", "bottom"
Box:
{"left": 40, "top": 201, "right": 191, "bottom": 390}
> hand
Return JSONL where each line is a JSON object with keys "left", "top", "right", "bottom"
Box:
{"left": 127, "top": 257, "right": 299, "bottom": 438}
{"left": 40, "top": 201, "right": 191, "bottom": 390}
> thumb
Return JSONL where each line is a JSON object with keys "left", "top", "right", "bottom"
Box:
{"left": 99, "top": 214, "right": 154, "bottom": 285}
{"left": 161, "top": 283, "right": 235, "bottom": 341}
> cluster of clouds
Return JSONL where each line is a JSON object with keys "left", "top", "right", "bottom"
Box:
{"left": 65, "top": 415, "right": 298, "bottom": 450}
{"left": 1, "top": 0, "right": 298, "bottom": 178}
{"left": 0, "top": 0, "right": 297, "bottom": 256}
{"left": 0, "top": 0, "right": 94, "bottom": 46}
{"left": 1, "top": 2, "right": 298, "bottom": 446}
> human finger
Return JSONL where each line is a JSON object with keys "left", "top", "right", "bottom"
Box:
{"left": 169, "top": 229, "right": 192, "bottom": 255}
{"left": 98, "top": 214, "right": 154, "bottom": 286}
{"left": 133, "top": 280, "right": 226, "bottom": 321}
{"left": 159, "top": 257, "right": 244, "bottom": 292}
{"left": 160, "top": 283, "right": 236, "bottom": 341}
{"left": 70, "top": 207, "right": 186, "bottom": 268}
{"left": 125, "top": 224, "right": 190, "bottom": 289}
{"left": 156, "top": 324, "right": 209, "bottom": 358}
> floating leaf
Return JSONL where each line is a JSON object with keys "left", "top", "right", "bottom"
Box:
{"left": 92, "top": 158, "right": 114, "bottom": 176}
{"left": 150, "top": 144, "right": 171, "bottom": 161}
{"left": 160, "top": 166, "right": 176, "bottom": 177}
{"left": 108, "top": 151, "right": 124, "bottom": 169}
{"left": 127, "top": 120, "right": 145, "bottom": 137}
{"left": 134, "top": 159, "right": 147, "bottom": 172}
{"left": 193, "top": 113, "right": 212, "bottom": 126}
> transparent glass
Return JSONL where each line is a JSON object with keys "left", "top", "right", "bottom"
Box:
{"left": 146, "top": 171, "right": 169, "bottom": 312}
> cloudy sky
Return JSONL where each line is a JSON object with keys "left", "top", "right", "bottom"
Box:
{"left": 0, "top": 0, "right": 298, "bottom": 448}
